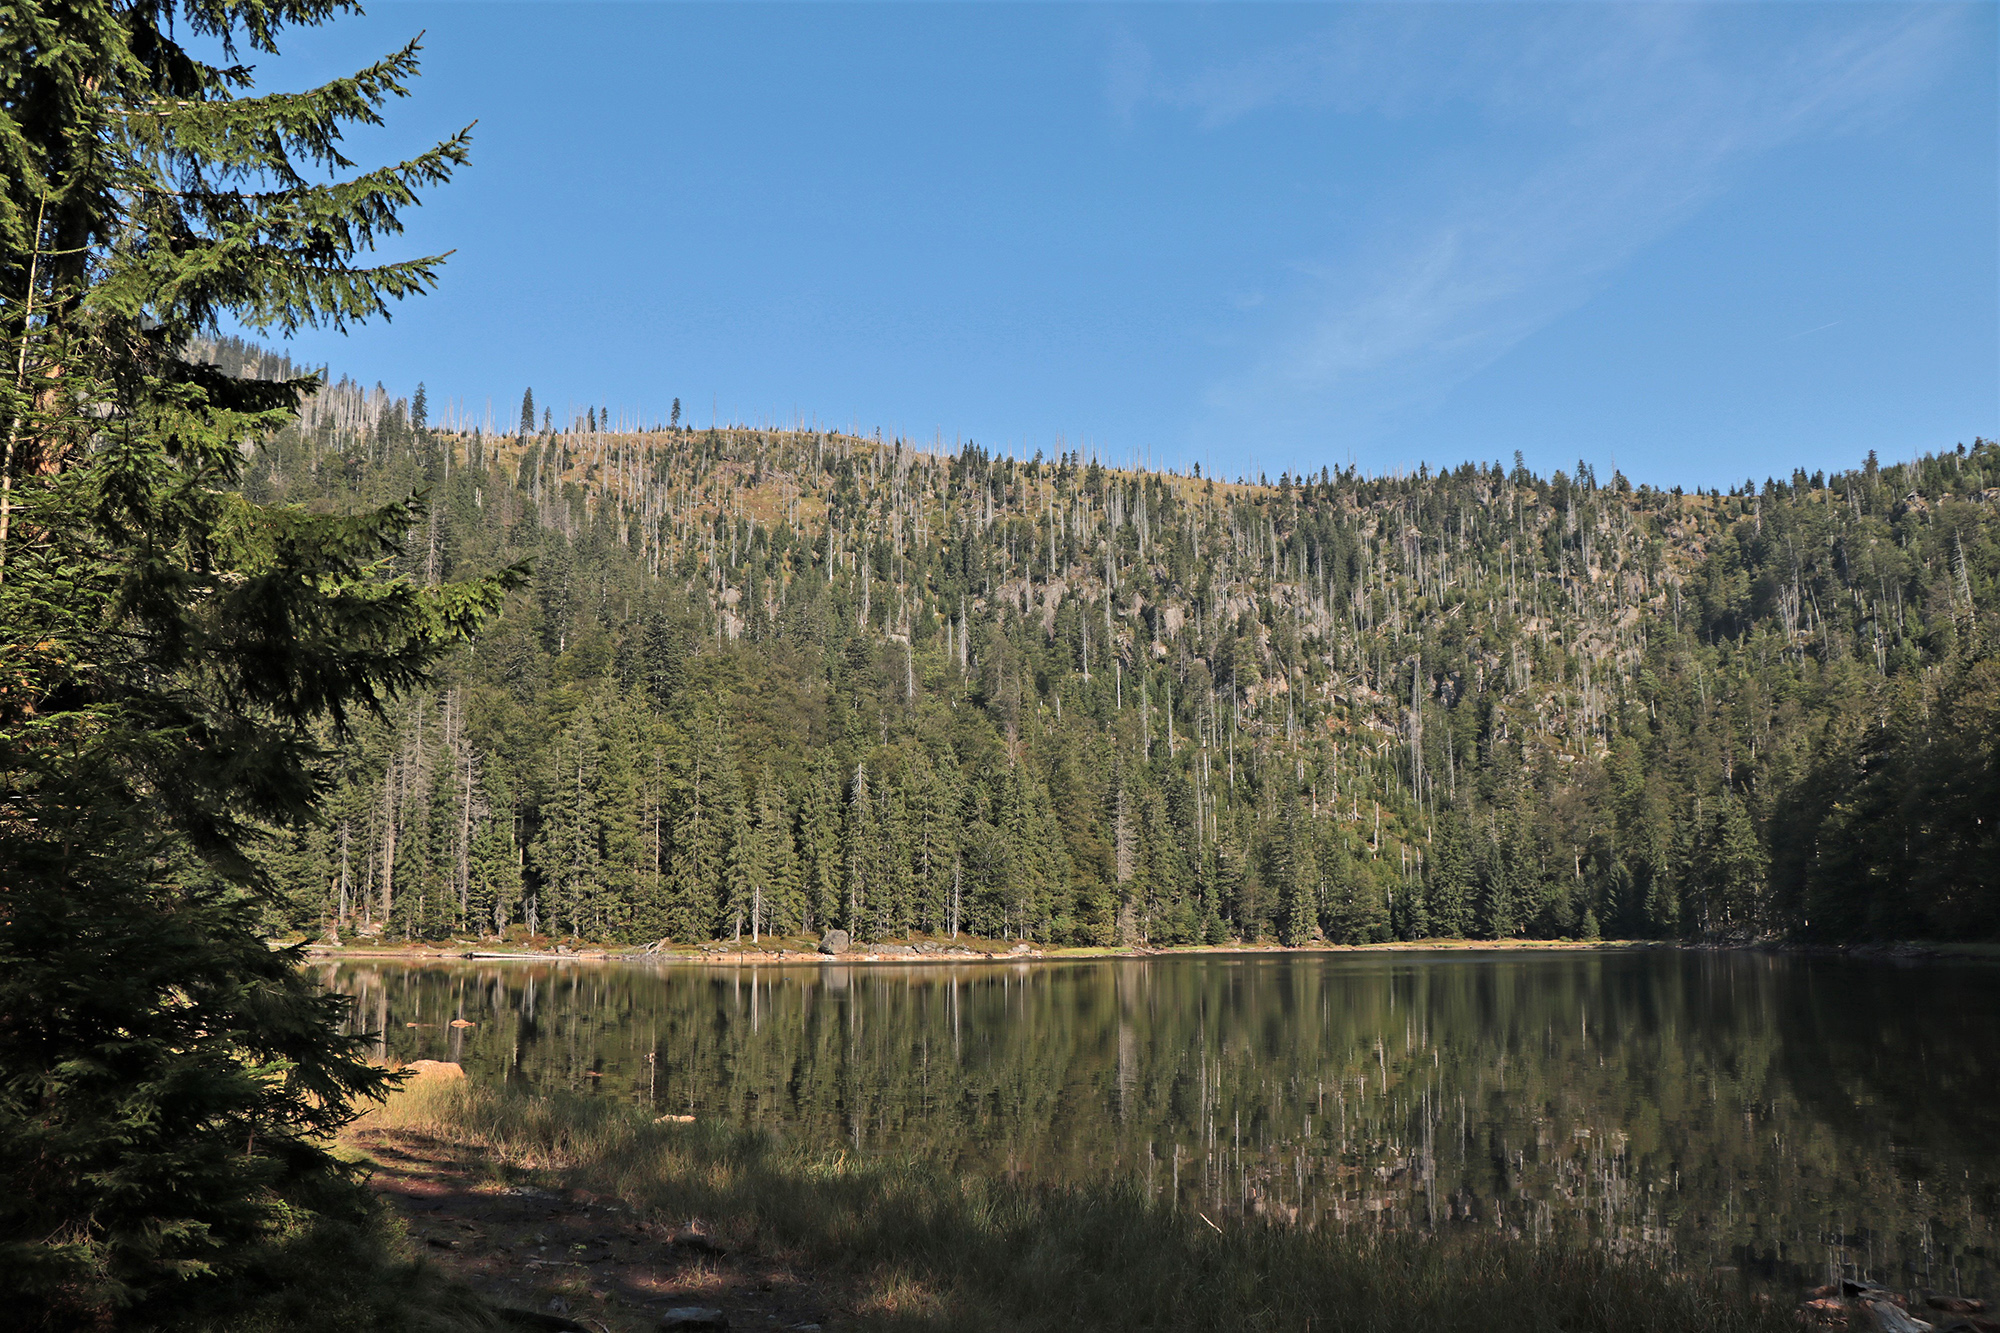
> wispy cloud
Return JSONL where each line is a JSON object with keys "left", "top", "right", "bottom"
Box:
{"left": 1110, "top": 5, "right": 1969, "bottom": 453}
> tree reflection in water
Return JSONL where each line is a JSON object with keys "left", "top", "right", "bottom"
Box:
{"left": 329, "top": 951, "right": 2000, "bottom": 1297}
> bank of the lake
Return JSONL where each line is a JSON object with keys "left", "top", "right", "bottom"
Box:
{"left": 343, "top": 1075, "right": 1806, "bottom": 1333}
{"left": 300, "top": 935, "right": 1672, "bottom": 964}
{"left": 299, "top": 935, "right": 1998, "bottom": 966}
{"left": 325, "top": 947, "right": 2000, "bottom": 1312}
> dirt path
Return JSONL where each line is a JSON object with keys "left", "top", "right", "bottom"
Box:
{"left": 349, "top": 1127, "right": 844, "bottom": 1332}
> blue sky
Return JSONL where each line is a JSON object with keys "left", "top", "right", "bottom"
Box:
{"left": 258, "top": 2, "right": 1996, "bottom": 488}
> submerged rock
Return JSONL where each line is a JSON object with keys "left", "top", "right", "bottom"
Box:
{"left": 659, "top": 1309, "right": 728, "bottom": 1330}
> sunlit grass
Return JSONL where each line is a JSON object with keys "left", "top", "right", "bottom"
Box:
{"left": 360, "top": 1079, "right": 1794, "bottom": 1333}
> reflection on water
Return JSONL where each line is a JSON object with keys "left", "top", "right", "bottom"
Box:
{"left": 329, "top": 950, "right": 2000, "bottom": 1295}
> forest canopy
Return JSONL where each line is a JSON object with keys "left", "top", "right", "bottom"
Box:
{"left": 235, "top": 354, "right": 2000, "bottom": 949}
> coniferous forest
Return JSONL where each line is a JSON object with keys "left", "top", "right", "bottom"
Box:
{"left": 14, "top": 8, "right": 1992, "bottom": 1330}
{"left": 226, "top": 345, "right": 2000, "bottom": 948}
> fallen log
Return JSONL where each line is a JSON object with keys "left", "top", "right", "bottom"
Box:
{"left": 1927, "top": 1298, "right": 1990, "bottom": 1317}
{"left": 1862, "top": 1298, "right": 1934, "bottom": 1333}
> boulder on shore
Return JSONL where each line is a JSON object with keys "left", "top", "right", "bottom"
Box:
{"left": 402, "top": 1060, "right": 465, "bottom": 1081}
{"left": 818, "top": 929, "right": 850, "bottom": 956}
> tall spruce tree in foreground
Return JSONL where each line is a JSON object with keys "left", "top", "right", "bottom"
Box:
{"left": 0, "top": 2, "right": 516, "bottom": 1324}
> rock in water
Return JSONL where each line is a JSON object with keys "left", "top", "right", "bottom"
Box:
{"left": 818, "top": 929, "right": 849, "bottom": 956}
{"left": 660, "top": 1309, "right": 728, "bottom": 1330}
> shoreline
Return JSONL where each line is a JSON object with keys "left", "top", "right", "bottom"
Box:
{"left": 303, "top": 937, "right": 1663, "bottom": 964}
{"left": 297, "top": 936, "right": 2000, "bottom": 965}
{"left": 343, "top": 1078, "right": 1813, "bottom": 1333}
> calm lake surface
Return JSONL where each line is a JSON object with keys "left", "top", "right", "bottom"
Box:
{"left": 327, "top": 950, "right": 2000, "bottom": 1296}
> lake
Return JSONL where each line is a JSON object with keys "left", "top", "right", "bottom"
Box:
{"left": 325, "top": 949, "right": 2000, "bottom": 1297}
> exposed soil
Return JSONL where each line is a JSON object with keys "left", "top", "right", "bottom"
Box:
{"left": 349, "top": 1126, "right": 843, "bottom": 1332}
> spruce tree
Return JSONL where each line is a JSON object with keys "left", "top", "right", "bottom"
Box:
{"left": 530, "top": 709, "right": 604, "bottom": 938}
{"left": 1427, "top": 804, "right": 1473, "bottom": 938}
{"left": 1318, "top": 831, "right": 1356, "bottom": 940}
{"left": 0, "top": 1, "right": 517, "bottom": 1322}
{"left": 999, "top": 764, "right": 1042, "bottom": 939}
{"left": 799, "top": 757, "right": 841, "bottom": 933}
{"left": 843, "top": 763, "right": 874, "bottom": 935}
{"left": 1214, "top": 821, "right": 1248, "bottom": 940}
{"left": 928, "top": 750, "right": 969, "bottom": 936}
{"left": 1706, "top": 788, "right": 1765, "bottom": 932}
{"left": 1276, "top": 790, "right": 1318, "bottom": 946}
{"left": 905, "top": 750, "right": 948, "bottom": 933}
{"left": 744, "top": 767, "right": 802, "bottom": 939}
{"left": 469, "top": 763, "right": 523, "bottom": 934}
{"left": 668, "top": 711, "right": 736, "bottom": 941}
{"left": 593, "top": 700, "right": 642, "bottom": 940}
{"left": 1480, "top": 829, "right": 1522, "bottom": 939}
{"left": 714, "top": 726, "right": 750, "bottom": 941}
{"left": 1140, "top": 787, "right": 1193, "bottom": 944}
{"left": 875, "top": 779, "right": 915, "bottom": 939}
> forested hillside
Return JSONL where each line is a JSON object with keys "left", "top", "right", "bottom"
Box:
{"left": 226, "top": 346, "right": 2000, "bottom": 946}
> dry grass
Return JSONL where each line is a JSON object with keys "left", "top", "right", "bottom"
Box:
{"left": 358, "top": 1079, "right": 1796, "bottom": 1333}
